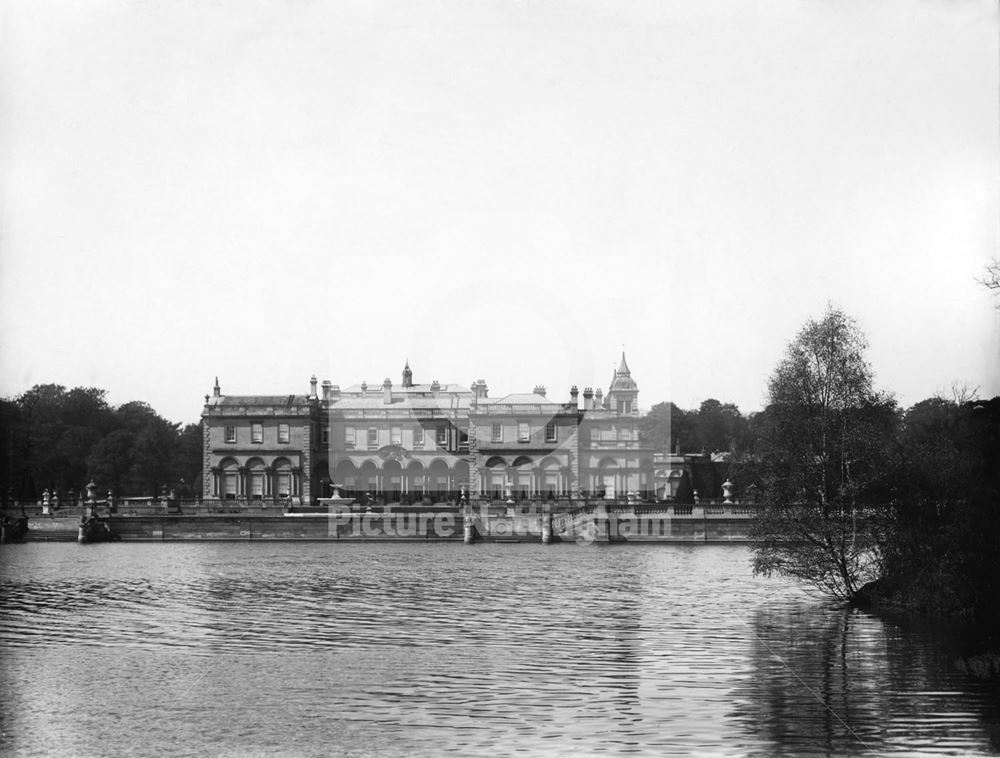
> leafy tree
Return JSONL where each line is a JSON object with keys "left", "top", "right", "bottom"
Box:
{"left": 116, "top": 401, "right": 162, "bottom": 434}
{"left": 876, "top": 397, "right": 1000, "bottom": 620}
{"left": 638, "top": 401, "right": 692, "bottom": 453}
{"left": 3, "top": 383, "right": 200, "bottom": 501}
{"left": 639, "top": 402, "right": 685, "bottom": 451}
{"left": 12, "top": 384, "right": 114, "bottom": 493}
{"left": 690, "top": 398, "right": 749, "bottom": 453}
{"left": 17, "top": 384, "right": 70, "bottom": 492}
{"left": 749, "top": 306, "right": 898, "bottom": 600}
{"left": 673, "top": 470, "right": 694, "bottom": 504}
{"left": 131, "top": 418, "right": 179, "bottom": 495}
{"left": 62, "top": 387, "right": 117, "bottom": 435}
{"left": 86, "top": 430, "right": 136, "bottom": 494}
{"left": 172, "top": 423, "right": 204, "bottom": 498}
{"left": 640, "top": 399, "right": 749, "bottom": 454}
{"left": 0, "top": 398, "right": 25, "bottom": 500}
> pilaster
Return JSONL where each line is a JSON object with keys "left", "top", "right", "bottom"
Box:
{"left": 202, "top": 419, "right": 212, "bottom": 499}
{"left": 302, "top": 423, "right": 312, "bottom": 504}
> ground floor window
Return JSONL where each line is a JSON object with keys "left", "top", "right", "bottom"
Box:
{"left": 225, "top": 473, "right": 237, "bottom": 500}
{"left": 489, "top": 471, "right": 504, "bottom": 499}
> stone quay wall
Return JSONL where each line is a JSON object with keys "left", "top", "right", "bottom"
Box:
{"left": 15, "top": 504, "right": 756, "bottom": 544}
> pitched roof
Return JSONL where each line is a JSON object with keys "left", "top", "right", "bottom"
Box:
{"left": 618, "top": 352, "right": 631, "bottom": 375}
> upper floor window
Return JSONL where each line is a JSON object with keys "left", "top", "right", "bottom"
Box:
{"left": 436, "top": 426, "right": 448, "bottom": 446}
{"left": 414, "top": 427, "right": 424, "bottom": 447}
{"left": 367, "top": 428, "right": 378, "bottom": 449}
{"left": 278, "top": 423, "right": 290, "bottom": 444}
{"left": 391, "top": 426, "right": 401, "bottom": 446}
{"left": 545, "top": 422, "right": 557, "bottom": 443}
{"left": 517, "top": 422, "right": 530, "bottom": 443}
{"left": 619, "top": 426, "right": 631, "bottom": 441}
{"left": 345, "top": 427, "right": 355, "bottom": 448}
{"left": 224, "top": 425, "right": 236, "bottom": 444}
{"left": 251, "top": 423, "right": 263, "bottom": 444}
{"left": 622, "top": 400, "right": 632, "bottom": 414}
{"left": 321, "top": 428, "right": 329, "bottom": 445}
{"left": 491, "top": 423, "right": 503, "bottom": 442}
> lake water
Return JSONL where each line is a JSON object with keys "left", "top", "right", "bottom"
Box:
{"left": 1, "top": 542, "right": 997, "bottom": 757}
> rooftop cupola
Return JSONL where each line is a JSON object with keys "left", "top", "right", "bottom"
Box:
{"left": 608, "top": 351, "right": 639, "bottom": 412}
{"left": 403, "top": 360, "right": 413, "bottom": 388}
{"left": 213, "top": 377, "right": 221, "bottom": 398}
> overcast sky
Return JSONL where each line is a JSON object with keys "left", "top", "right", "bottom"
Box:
{"left": 2, "top": 0, "right": 997, "bottom": 425}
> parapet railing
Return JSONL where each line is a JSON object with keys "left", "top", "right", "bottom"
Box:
{"left": 2, "top": 498, "right": 760, "bottom": 519}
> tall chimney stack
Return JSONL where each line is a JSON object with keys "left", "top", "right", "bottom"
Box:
{"left": 383, "top": 378, "right": 393, "bottom": 404}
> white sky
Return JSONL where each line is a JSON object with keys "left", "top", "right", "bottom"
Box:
{"left": 1, "top": 0, "right": 998, "bottom": 425}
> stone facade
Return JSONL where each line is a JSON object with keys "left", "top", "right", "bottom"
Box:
{"left": 201, "top": 378, "right": 318, "bottom": 504}
{"left": 201, "top": 356, "right": 668, "bottom": 505}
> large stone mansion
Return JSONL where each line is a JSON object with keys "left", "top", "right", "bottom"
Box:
{"left": 201, "top": 356, "right": 694, "bottom": 505}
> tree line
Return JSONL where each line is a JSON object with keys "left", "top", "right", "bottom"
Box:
{"left": 0, "top": 385, "right": 202, "bottom": 501}
{"left": 638, "top": 306, "right": 997, "bottom": 624}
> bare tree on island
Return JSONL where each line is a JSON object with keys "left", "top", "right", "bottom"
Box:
{"left": 748, "top": 306, "right": 897, "bottom": 600}
{"left": 978, "top": 258, "right": 1000, "bottom": 305}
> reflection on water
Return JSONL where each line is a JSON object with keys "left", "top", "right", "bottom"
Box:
{"left": 735, "top": 606, "right": 1000, "bottom": 756}
{"left": 0, "top": 542, "right": 997, "bottom": 757}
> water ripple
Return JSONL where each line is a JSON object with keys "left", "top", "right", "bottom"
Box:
{"left": 1, "top": 542, "right": 998, "bottom": 757}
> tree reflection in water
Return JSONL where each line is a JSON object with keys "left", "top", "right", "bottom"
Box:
{"left": 730, "top": 604, "right": 1000, "bottom": 756}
